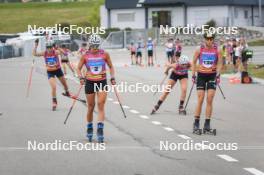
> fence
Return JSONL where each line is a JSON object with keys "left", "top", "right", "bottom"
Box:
{"left": 101, "top": 28, "right": 159, "bottom": 49}
{"left": 0, "top": 45, "right": 22, "bottom": 59}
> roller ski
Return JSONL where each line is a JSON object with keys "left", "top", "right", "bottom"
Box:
{"left": 86, "top": 123, "right": 93, "bottom": 142}
{"left": 150, "top": 100, "right": 163, "bottom": 115}
{"left": 52, "top": 98, "right": 57, "bottom": 111}
{"left": 193, "top": 119, "right": 202, "bottom": 135}
{"left": 203, "top": 119, "right": 216, "bottom": 136}
{"left": 178, "top": 105, "right": 186, "bottom": 115}
{"left": 62, "top": 92, "right": 86, "bottom": 104}
{"left": 150, "top": 105, "right": 160, "bottom": 115}
{"left": 97, "top": 122, "right": 104, "bottom": 143}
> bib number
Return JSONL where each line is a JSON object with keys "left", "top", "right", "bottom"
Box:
{"left": 46, "top": 57, "right": 57, "bottom": 67}
{"left": 90, "top": 66, "right": 102, "bottom": 74}
{"left": 201, "top": 54, "right": 216, "bottom": 68}
{"left": 148, "top": 45, "right": 153, "bottom": 50}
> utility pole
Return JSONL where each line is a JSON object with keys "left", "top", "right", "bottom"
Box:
{"left": 259, "top": 0, "right": 262, "bottom": 26}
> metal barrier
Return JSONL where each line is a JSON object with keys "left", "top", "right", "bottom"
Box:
{"left": 101, "top": 28, "right": 159, "bottom": 49}
{"left": 0, "top": 45, "right": 22, "bottom": 59}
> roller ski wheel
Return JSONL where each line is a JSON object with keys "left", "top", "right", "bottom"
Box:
{"left": 179, "top": 106, "right": 187, "bottom": 115}
{"left": 203, "top": 128, "right": 217, "bottom": 136}
{"left": 150, "top": 105, "right": 159, "bottom": 115}
{"left": 97, "top": 123, "right": 104, "bottom": 143}
{"left": 203, "top": 121, "right": 216, "bottom": 136}
{"left": 52, "top": 99, "right": 57, "bottom": 111}
{"left": 179, "top": 110, "right": 187, "bottom": 115}
{"left": 193, "top": 122, "right": 202, "bottom": 135}
{"left": 52, "top": 103, "right": 57, "bottom": 111}
{"left": 193, "top": 128, "right": 202, "bottom": 135}
{"left": 86, "top": 123, "right": 93, "bottom": 142}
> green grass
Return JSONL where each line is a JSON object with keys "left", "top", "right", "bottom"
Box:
{"left": 223, "top": 64, "right": 264, "bottom": 79}
{"left": 247, "top": 64, "right": 264, "bottom": 79}
{"left": 248, "top": 40, "right": 264, "bottom": 46}
{"left": 0, "top": 1, "right": 104, "bottom": 33}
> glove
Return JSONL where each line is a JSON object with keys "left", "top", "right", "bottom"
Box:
{"left": 110, "top": 77, "right": 116, "bottom": 85}
{"left": 216, "top": 74, "right": 220, "bottom": 85}
{"left": 192, "top": 75, "right": 197, "bottom": 84}
{"left": 79, "top": 77, "right": 85, "bottom": 85}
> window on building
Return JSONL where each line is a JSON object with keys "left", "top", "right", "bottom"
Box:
{"left": 234, "top": 8, "right": 238, "bottom": 18}
{"left": 117, "top": 13, "right": 135, "bottom": 22}
{"left": 152, "top": 11, "right": 171, "bottom": 27}
{"left": 244, "top": 10, "right": 248, "bottom": 19}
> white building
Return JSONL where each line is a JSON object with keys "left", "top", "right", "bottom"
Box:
{"left": 101, "top": 0, "right": 264, "bottom": 29}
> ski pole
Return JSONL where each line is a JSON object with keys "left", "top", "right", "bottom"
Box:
{"left": 184, "top": 82, "right": 195, "bottom": 111}
{"left": 26, "top": 58, "right": 35, "bottom": 98}
{"left": 153, "top": 74, "right": 167, "bottom": 96}
{"left": 218, "top": 84, "right": 226, "bottom": 100}
{"left": 113, "top": 85, "right": 127, "bottom": 118}
{"left": 154, "top": 45, "right": 157, "bottom": 64}
{"left": 64, "top": 85, "right": 83, "bottom": 124}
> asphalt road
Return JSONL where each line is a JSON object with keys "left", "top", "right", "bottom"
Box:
{"left": 0, "top": 48, "right": 263, "bottom": 175}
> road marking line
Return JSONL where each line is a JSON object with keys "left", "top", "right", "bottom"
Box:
{"left": 163, "top": 127, "right": 174, "bottom": 132}
{"left": 107, "top": 98, "right": 113, "bottom": 101}
{"left": 178, "top": 134, "right": 191, "bottom": 140}
{"left": 217, "top": 154, "right": 238, "bottom": 162}
{"left": 244, "top": 168, "right": 264, "bottom": 175}
{"left": 151, "top": 121, "right": 162, "bottom": 125}
{"left": 139, "top": 115, "right": 149, "bottom": 119}
{"left": 129, "top": 110, "right": 139, "bottom": 114}
{"left": 122, "top": 105, "right": 130, "bottom": 109}
{"left": 0, "top": 147, "right": 27, "bottom": 150}
{"left": 113, "top": 101, "right": 119, "bottom": 104}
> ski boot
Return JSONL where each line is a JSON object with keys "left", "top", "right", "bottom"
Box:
{"left": 178, "top": 105, "right": 186, "bottom": 115}
{"left": 86, "top": 123, "right": 93, "bottom": 142}
{"left": 52, "top": 98, "right": 57, "bottom": 111}
{"left": 97, "top": 122, "right": 104, "bottom": 143}
{"left": 193, "top": 119, "right": 202, "bottom": 135}
{"left": 62, "top": 91, "right": 70, "bottom": 97}
{"left": 203, "top": 119, "right": 216, "bottom": 136}
{"left": 150, "top": 104, "right": 160, "bottom": 115}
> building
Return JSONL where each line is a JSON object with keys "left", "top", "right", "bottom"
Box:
{"left": 100, "top": 0, "right": 264, "bottom": 29}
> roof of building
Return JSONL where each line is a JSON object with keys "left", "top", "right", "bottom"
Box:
{"left": 144, "top": 0, "right": 260, "bottom": 6}
{"left": 105, "top": 0, "right": 261, "bottom": 9}
{"left": 105, "top": 0, "right": 140, "bottom": 9}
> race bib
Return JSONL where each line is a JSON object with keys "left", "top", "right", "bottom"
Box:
{"left": 147, "top": 45, "right": 153, "bottom": 50}
{"left": 90, "top": 65, "right": 103, "bottom": 74}
{"left": 86, "top": 59, "right": 105, "bottom": 75}
{"left": 201, "top": 53, "right": 216, "bottom": 68}
{"left": 46, "top": 57, "right": 57, "bottom": 67}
